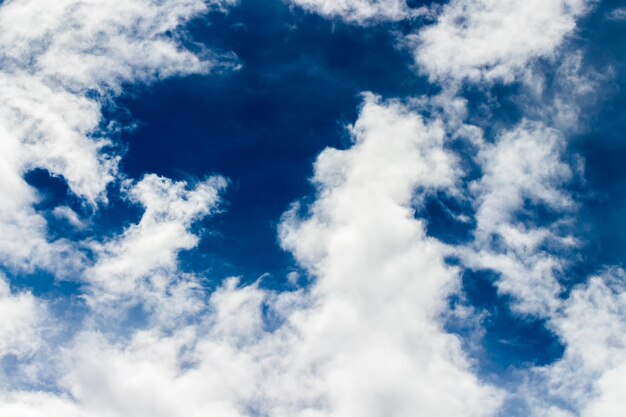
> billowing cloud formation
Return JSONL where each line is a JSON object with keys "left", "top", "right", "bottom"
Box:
{"left": 515, "top": 269, "right": 626, "bottom": 417}
{"left": 0, "top": 95, "right": 502, "bottom": 417}
{"left": 411, "top": 3, "right": 626, "bottom": 416}
{"left": 278, "top": 95, "right": 502, "bottom": 417}
{"left": 288, "top": 0, "right": 426, "bottom": 23}
{"left": 293, "top": 1, "right": 626, "bottom": 415}
{"left": 413, "top": 0, "right": 594, "bottom": 82}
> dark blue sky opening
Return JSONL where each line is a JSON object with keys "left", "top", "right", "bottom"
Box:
{"left": 451, "top": 269, "right": 565, "bottom": 377}
{"left": 114, "top": 0, "right": 435, "bottom": 288}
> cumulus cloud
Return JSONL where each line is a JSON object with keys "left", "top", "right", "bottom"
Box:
{"left": 86, "top": 174, "right": 226, "bottom": 311}
{"left": 0, "top": 0, "right": 235, "bottom": 272}
{"left": 287, "top": 0, "right": 595, "bottom": 84}
{"left": 452, "top": 111, "right": 625, "bottom": 417}
{"left": 283, "top": 1, "right": 624, "bottom": 416}
{"left": 412, "top": 0, "right": 594, "bottom": 83}
{"left": 0, "top": 276, "right": 44, "bottom": 359}
{"left": 276, "top": 95, "right": 503, "bottom": 417}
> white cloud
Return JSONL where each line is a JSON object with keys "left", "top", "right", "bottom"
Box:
{"left": 410, "top": 4, "right": 626, "bottom": 412}
{"left": 0, "top": 393, "right": 85, "bottom": 417}
{"left": 86, "top": 174, "right": 226, "bottom": 312}
{"left": 52, "top": 206, "right": 88, "bottom": 229}
{"left": 0, "top": 0, "right": 236, "bottom": 272}
{"left": 281, "top": 1, "right": 626, "bottom": 415}
{"left": 607, "top": 7, "right": 626, "bottom": 21}
{"left": 472, "top": 122, "right": 573, "bottom": 235}
{"left": 0, "top": 0, "right": 239, "bottom": 407}
{"left": 518, "top": 51, "right": 607, "bottom": 133}
{"left": 0, "top": 275, "right": 44, "bottom": 359}
{"left": 287, "top": 0, "right": 596, "bottom": 89}
{"left": 0, "top": 1, "right": 621, "bottom": 416}
{"left": 287, "top": 0, "right": 428, "bottom": 23}
{"left": 278, "top": 94, "right": 502, "bottom": 417}
{"left": 412, "top": 0, "right": 593, "bottom": 83}
{"left": 0, "top": 114, "right": 86, "bottom": 275}
{"left": 521, "top": 270, "right": 626, "bottom": 417}
{"left": 457, "top": 121, "right": 575, "bottom": 316}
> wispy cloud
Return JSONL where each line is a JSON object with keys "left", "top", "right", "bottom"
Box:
{"left": 287, "top": 0, "right": 429, "bottom": 24}
{"left": 608, "top": 7, "right": 626, "bottom": 21}
{"left": 87, "top": 174, "right": 227, "bottom": 312}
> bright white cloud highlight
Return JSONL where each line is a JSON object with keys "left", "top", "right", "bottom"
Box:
{"left": 0, "top": 276, "right": 43, "bottom": 359}
{"left": 277, "top": 94, "right": 502, "bottom": 417}
{"left": 412, "top": 0, "right": 593, "bottom": 82}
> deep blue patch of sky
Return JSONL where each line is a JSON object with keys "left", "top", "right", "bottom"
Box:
{"left": 115, "top": 0, "right": 435, "bottom": 286}
{"left": 452, "top": 270, "right": 565, "bottom": 376}
{"left": 571, "top": 0, "right": 626, "bottom": 275}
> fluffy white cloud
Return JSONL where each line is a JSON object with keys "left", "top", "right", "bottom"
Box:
{"left": 0, "top": 393, "right": 85, "bottom": 417}
{"left": 287, "top": 0, "right": 427, "bottom": 23}
{"left": 472, "top": 122, "right": 573, "bottom": 235}
{"left": 86, "top": 174, "right": 226, "bottom": 310}
{"left": 0, "top": 276, "right": 44, "bottom": 359}
{"left": 522, "top": 270, "right": 626, "bottom": 417}
{"left": 0, "top": 0, "right": 235, "bottom": 272}
{"left": 449, "top": 109, "right": 626, "bottom": 417}
{"left": 412, "top": 0, "right": 593, "bottom": 83}
{"left": 0, "top": 0, "right": 238, "bottom": 408}
{"left": 277, "top": 95, "right": 502, "bottom": 417}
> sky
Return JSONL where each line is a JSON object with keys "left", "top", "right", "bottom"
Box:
{"left": 0, "top": 0, "right": 625, "bottom": 416}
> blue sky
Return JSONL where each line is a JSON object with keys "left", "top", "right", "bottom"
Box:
{"left": 1, "top": 1, "right": 626, "bottom": 416}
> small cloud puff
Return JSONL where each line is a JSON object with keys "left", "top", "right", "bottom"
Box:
{"left": 288, "top": 0, "right": 429, "bottom": 24}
